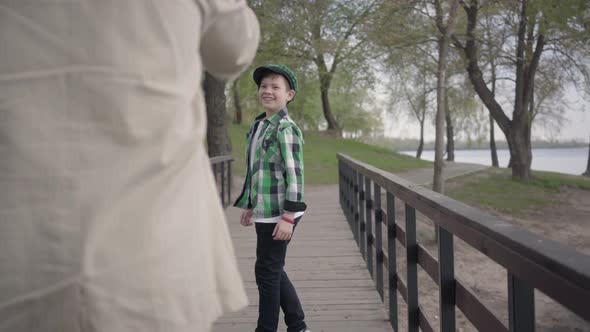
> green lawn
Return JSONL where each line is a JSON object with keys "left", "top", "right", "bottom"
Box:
{"left": 446, "top": 168, "right": 590, "bottom": 215}
{"left": 228, "top": 123, "right": 431, "bottom": 185}
{"left": 227, "top": 123, "right": 590, "bottom": 214}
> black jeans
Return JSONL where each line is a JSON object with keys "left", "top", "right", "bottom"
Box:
{"left": 254, "top": 219, "right": 306, "bottom": 332}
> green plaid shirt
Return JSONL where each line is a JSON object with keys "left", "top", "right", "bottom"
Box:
{"left": 233, "top": 108, "right": 307, "bottom": 218}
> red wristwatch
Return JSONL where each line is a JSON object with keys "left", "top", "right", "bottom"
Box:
{"left": 281, "top": 215, "right": 295, "bottom": 224}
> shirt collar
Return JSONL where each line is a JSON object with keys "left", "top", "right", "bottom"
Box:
{"left": 255, "top": 107, "right": 288, "bottom": 125}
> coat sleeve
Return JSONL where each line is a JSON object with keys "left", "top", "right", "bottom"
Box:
{"left": 198, "top": 0, "right": 260, "bottom": 80}
{"left": 278, "top": 125, "right": 307, "bottom": 212}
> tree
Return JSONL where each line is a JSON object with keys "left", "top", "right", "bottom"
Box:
{"left": 479, "top": 6, "right": 507, "bottom": 167}
{"left": 433, "top": 0, "right": 460, "bottom": 194}
{"left": 445, "top": 89, "right": 455, "bottom": 161}
{"left": 260, "top": 0, "right": 384, "bottom": 135}
{"left": 378, "top": 0, "right": 471, "bottom": 164}
{"left": 529, "top": 62, "right": 569, "bottom": 139}
{"left": 408, "top": 83, "right": 430, "bottom": 159}
{"left": 232, "top": 79, "right": 243, "bottom": 125}
{"left": 374, "top": 0, "right": 450, "bottom": 159}
{"left": 383, "top": 45, "right": 435, "bottom": 159}
{"left": 245, "top": 0, "right": 386, "bottom": 134}
{"left": 330, "top": 68, "right": 382, "bottom": 137}
{"left": 447, "top": 83, "right": 487, "bottom": 148}
{"left": 204, "top": 73, "right": 232, "bottom": 157}
{"left": 397, "top": 66, "right": 433, "bottom": 159}
{"left": 454, "top": 0, "right": 590, "bottom": 180}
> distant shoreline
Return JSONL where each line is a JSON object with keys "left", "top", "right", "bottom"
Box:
{"left": 366, "top": 136, "right": 588, "bottom": 151}
{"left": 413, "top": 145, "right": 588, "bottom": 152}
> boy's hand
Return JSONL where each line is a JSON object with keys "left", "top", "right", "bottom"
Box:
{"left": 240, "top": 209, "right": 253, "bottom": 227}
{"left": 272, "top": 220, "right": 294, "bottom": 241}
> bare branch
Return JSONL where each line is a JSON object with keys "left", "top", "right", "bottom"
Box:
{"left": 331, "top": 0, "right": 380, "bottom": 73}
{"left": 495, "top": 76, "right": 517, "bottom": 83}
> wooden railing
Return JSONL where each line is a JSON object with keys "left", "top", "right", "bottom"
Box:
{"left": 337, "top": 153, "right": 590, "bottom": 332}
{"left": 210, "top": 155, "right": 233, "bottom": 208}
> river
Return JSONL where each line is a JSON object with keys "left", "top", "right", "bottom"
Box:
{"left": 399, "top": 147, "right": 589, "bottom": 176}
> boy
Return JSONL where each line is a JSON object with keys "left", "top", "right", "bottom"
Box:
{"left": 234, "top": 64, "right": 310, "bottom": 332}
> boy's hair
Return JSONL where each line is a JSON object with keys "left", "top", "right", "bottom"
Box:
{"left": 253, "top": 64, "right": 298, "bottom": 96}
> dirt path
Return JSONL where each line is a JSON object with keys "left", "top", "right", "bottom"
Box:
{"left": 395, "top": 161, "right": 488, "bottom": 186}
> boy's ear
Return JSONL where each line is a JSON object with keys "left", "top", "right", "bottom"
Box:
{"left": 286, "top": 90, "right": 295, "bottom": 102}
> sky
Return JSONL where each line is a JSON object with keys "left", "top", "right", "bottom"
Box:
{"left": 381, "top": 88, "right": 590, "bottom": 143}
{"left": 383, "top": 105, "right": 589, "bottom": 142}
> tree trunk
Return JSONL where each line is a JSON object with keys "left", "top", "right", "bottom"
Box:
{"left": 204, "top": 72, "right": 232, "bottom": 157}
{"left": 315, "top": 55, "right": 342, "bottom": 136}
{"left": 433, "top": 0, "right": 459, "bottom": 194}
{"left": 506, "top": 138, "right": 514, "bottom": 168}
{"left": 416, "top": 120, "right": 425, "bottom": 159}
{"left": 445, "top": 92, "right": 455, "bottom": 161}
{"left": 320, "top": 87, "right": 341, "bottom": 135}
{"left": 489, "top": 62, "right": 499, "bottom": 167}
{"left": 584, "top": 135, "right": 590, "bottom": 176}
{"left": 232, "top": 80, "right": 242, "bottom": 125}
{"left": 507, "top": 126, "right": 532, "bottom": 179}
{"left": 489, "top": 113, "right": 499, "bottom": 167}
{"left": 433, "top": 39, "right": 447, "bottom": 193}
{"left": 510, "top": 0, "right": 536, "bottom": 180}
{"left": 461, "top": 0, "right": 542, "bottom": 180}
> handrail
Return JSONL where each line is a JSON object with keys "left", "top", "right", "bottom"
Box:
{"left": 209, "top": 155, "right": 234, "bottom": 165}
{"left": 337, "top": 153, "right": 590, "bottom": 332}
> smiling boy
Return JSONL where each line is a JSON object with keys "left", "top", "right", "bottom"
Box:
{"left": 233, "top": 64, "right": 309, "bottom": 332}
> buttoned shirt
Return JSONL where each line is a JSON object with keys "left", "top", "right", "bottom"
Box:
{"left": 234, "top": 109, "right": 307, "bottom": 218}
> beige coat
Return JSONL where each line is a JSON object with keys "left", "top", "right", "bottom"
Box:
{"left": 0, "top": 1, "right": 259, "bottom": 331}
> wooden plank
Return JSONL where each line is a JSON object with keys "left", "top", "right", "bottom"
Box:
{"left": 214, "top": 319, "right": 392, "bottom": 332}
{"left": 212, "top": 185, "right": 392, "bottom": 332}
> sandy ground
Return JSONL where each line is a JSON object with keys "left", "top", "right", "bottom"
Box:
{"left": 395, "top": 174, "right": 590, "bottom": 332}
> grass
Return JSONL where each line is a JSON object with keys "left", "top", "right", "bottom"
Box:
{"left": 228, "top": 123, "right": 431, "bottom": 185}
{"left": 446, "top": 168, "right": 590, "bottom": 215}
{"left": 227, "top": 122, "right": 590, "bottom": 214}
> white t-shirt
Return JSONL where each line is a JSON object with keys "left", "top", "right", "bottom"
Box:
{"left": 249, "top": 119, "right": 304, "bottom": 223}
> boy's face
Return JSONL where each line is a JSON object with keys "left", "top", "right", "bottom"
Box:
{"left": 258, "top": 74, "right": 295, "bottom": 112}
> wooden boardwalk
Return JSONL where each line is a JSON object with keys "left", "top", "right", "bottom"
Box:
{"left": 212, "top": 185, "right": 392, "bottom": 332}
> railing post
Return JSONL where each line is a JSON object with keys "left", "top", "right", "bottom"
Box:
{"left": 374, "top": 183, "right": 384, "bottom": 301}
{"left": 338, "top": 160, "right": 343, "bottom": 208}
{"left": 342, "top": 163, "right": 347, "bottom": 218}
{"left": 347, "top": 164, "right": 353, "bottom": 227}
{"left": 342, "top": 164, "right": 346, "bottom": 217}
{"left": 228, "top": 160, "right": 232, "bottom": 206}
{"left": 221, "top": 161, "right": 226, "bottom": 206}
{"left": 209, "top": 156, "right": 233, "bottom": 208}
{"left": 352, "top": 169, "right": 359, "bottom": 244}
{"left": 212, "top": 163, "right": 217, "bottom": 183}
{"left": 405, "top": 204, "right": 419, "bottom": 332}
{"left": 508, "top": 273, "right": 535, "bottom": 332}
{"left": 387, "top": 192, "right": 398, "bottom": 331}
{"left": 438, "top": 227, "right": 456, "bottom": 332}
{"left": 358, "top": 173, "right": 366, "bottom": 259}
{"left": 365, "top": 177, "right": 373, "bottom": 278}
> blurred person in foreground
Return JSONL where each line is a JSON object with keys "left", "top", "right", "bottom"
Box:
{"left": 0, "top": 1, "right": 259, "bottom": 331}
